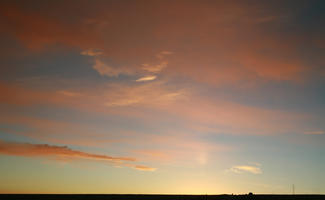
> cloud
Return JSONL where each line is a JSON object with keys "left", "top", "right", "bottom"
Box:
{"left": 230, "top": 165, "right": 262, "bottom": 174}
{"left": 81, "top": 49, "right": 103, "bottom": 56}
{"left": 304, "top": 131, "right": 324, "bottom": 135}
{"left": 0, "top": 80, "right": 309, "bottom": 135}
{"left": 142, "top": 52, "right": 171, "bottom": 73}
{"left": 0, "top": 81, "right": 187, "bottom": 113}
{"left": 92, "top": 52, "right": 170, "bottom": 79}
{"left": 238, "top": 50, "right": 306, "bottom": 81}
{"left": 155, "top": 51, "right": 173, "bottom": 59}
{"left": 57, "top": 90, "right": 81, "bottom": 97}
{"left": 142, "top": 61, "right": 168, "bottom": 73}
{"left": 0, "top": 140, "right": 134, "bottom": 161}
{"left": 0, "top": 140, "right": 155, "bottom": 171}
{"left": 103, "top": 81, "right": 187, "bottom": 107}
{"left": 119, "top": 163, "right": 156, "bottom": 171}
{"left": 0, "top": 112, "right": 231, "bottom": 166}
{"left": 133, "top": 165, "right": 157, "bottom": 171}
{"left": 2, "top": 1, "right": 319, "bottom": 85}
{"left": 132, "top": 149, "right": 171, "bottom": 162}
{"left": 136, "top": 76, "right": 157, "bottom": 82}
{"left": 161, "top": 92, "right": 308, "bottom": 135}
{"left": 0, "top": 79, "right": 312, "bottom": 136}
{"left": 93, "top": 59, "right": 134, "bottom": 77}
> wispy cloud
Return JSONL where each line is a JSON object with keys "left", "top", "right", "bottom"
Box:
{"left": 0, "top": 80, "right": 308, "bottom": 135}
{"left": 104, "top": 82, "right": 187, "bottom": 107}
{"left": 0, "top": 140, "right": 155, "bottom": 171}
{"left": 57, "top": 90, "right": 81, "bottom": 97}
{"left": 81, "top": 49, "right": 103, "bottom": 56}
{"left": 229, "top": 164, "right": 262, "bottom": 174}
{"left": 304, "top": 130, "right": 324, "bottom": 135}
{"left": 142, "top": 62, "right": 168, "bottom": 73}
{"left": 92, "top": 54, "right": 170, "bottom": 79}
{"left": 136, "top": 76, "right": 157, "bottom": 82}
{"left": 93, "top": 59, "right": 134, "bottom": 77}
{"left": 156, "top": 51, "right": 173, "bottom": 60}
{"left": 0, "top": 140, "right": 134, "bottom": 161}
{"left": 132, "top": 165, "right": 157, "bottom": 171}
{"left": 142, "top": 51, "right": 172, "bottom": 73}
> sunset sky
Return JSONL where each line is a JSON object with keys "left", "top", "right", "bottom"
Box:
{"left": 0, "top": 0, "right": 325, "bottom": 194}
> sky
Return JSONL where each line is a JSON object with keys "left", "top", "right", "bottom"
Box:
{"left": 0, "top": 0, "right": 325, "bottom": 194}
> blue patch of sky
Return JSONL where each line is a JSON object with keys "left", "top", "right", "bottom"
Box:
{"left": 0, "top": 130, "right": 42, "bottom": 144}
{"left": 0, "top": 39, "right": 139, "bottom": 86}
{"left": 201, "top": 132, "right": 325, "bottom": 168}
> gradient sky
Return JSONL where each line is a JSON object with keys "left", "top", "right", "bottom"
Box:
{"left": 0, "top": 0, "right": 325, "bottom": 194}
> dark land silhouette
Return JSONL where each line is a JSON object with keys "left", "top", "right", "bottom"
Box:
{"left": 1, "top": 194, "right": 324, "bottom": 200}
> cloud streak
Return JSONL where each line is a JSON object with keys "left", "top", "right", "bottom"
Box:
{"left": 81, "top": 49, "right": 103, "bottom": 56}
{"left": 0, "top": 140, "right": 134, "bottom": 161}
{"left": 93, "top": 59, "right": 135, "bottom": 77}
{"left": 304, "top": 131, "right": 324, "bottom": 135}
{"left": 136, "top": 76, "right": 157, "bottom": 82}
{"left": 0, "top": 140, "right": 155, "bottom": 171}
{"left": 142, "top": 62, "right": 168, "bottom": 73}
{"left": 103, "top": 81, "right": 187, "bottom": 107}
{"left": 230, "top": 165, "right": 262, "bottom": 174}
{"left": 127, "top": 164, "right": 157, "bottom": 172}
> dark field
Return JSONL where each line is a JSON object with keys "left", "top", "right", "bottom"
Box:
{"left": 0, "top": 195, "right": 324, "bottom": 200}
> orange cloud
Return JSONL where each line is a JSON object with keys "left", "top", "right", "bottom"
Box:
{"left": 0, "top": 140, "right": 134, "bottom": 162}
{"left": 0, "top": 140, "right": 156, "bottom": 171}
{"left": 132, "top": 165, "right": 157, "bottom": 172}
{"left": 0, "top": 108, "right": 232, "bottom": 166}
